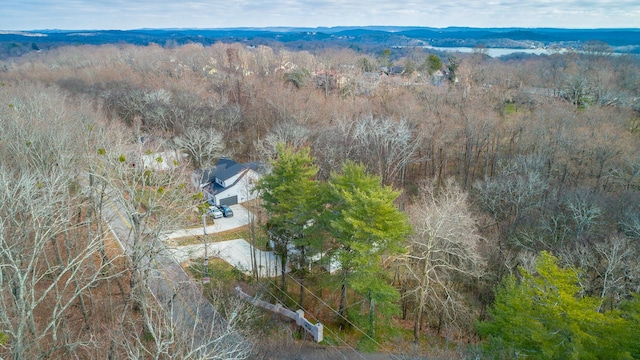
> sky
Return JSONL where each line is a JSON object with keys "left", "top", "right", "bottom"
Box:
{"left": 1, "top": 0, "right": 639, "bottom": 31}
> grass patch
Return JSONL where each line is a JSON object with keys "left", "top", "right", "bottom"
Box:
{"left": 503, "top": 102, "right": 517, "bottom": 114}
{"left": 170, "top": 225, "right": 254, "bottom": 246}
{"left": 187, "top": 258, "right": 249, "bottom": 284}
{"left": 629, "top": 116, "right": 640, "bottom": 134}
{"left": 214, "top": 225, "right": 252, "bottom": 242}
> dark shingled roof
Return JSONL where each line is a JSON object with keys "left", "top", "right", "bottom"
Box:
{"left": 210, "top": 158, "right": 247, "bottom": 182}
{"left": 200, "top": 158, "right": 266, "bottom": 192}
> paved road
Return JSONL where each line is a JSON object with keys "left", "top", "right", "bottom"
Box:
{"left": 86, "top": 177, "right": 234, "bottom": 354}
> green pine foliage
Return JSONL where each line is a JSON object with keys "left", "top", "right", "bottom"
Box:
{"left": 255, "top": 143, "right": 323, "bottom": 288}
{"left": 256, "top": 143, "right": 320, "bottom": 234}
{"left": 256, "top": 150, "right": 412, "bottom": 346}
{"left": 478, "top": 251, "right": 636, "bottom": 359}
{"left": 328, "top": 161, "right": 411, "bottom": 338}
{"left": 620, "top": 294, "right": 640, "bottom": 358}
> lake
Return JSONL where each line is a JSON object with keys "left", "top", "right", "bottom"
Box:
{"left": 424, "top": 46, "right": 559, "bottom": 58}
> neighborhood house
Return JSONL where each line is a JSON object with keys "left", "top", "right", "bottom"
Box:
{"left": 200, "top": 158, "right": 262, "bottom": 206}
{"left": 141, "top": 150, "right": 184, "bottom": 171}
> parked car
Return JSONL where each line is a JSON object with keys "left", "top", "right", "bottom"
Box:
{"left": 219, "top": 204, "right": 234, "bottom": 217}
{"left": 207, "top": 205, "right": 223, "bottom": 219}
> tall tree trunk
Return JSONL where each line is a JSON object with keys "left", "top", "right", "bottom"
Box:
{"left": 280, "top": 250, "right": 287, "bottom": 290}
{"left": 368, "top": 291, "right": 375, "bottom": 338}
{"left": 413, "top": 306, "right": 423, "bottom": 343}
{"left": 414, "top": 255, "right": 432, "bottom": 343}
{"left": 298, "top": 246, "right": 306, "bottom": 307}
{"left": 338, "top": 269, "right": 348, "bottom": 325}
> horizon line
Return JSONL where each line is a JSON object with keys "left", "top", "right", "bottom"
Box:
{"left": 3, "top": 26, "right": 640, "bottom": 33}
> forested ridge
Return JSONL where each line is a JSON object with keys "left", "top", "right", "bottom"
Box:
{"left": 1, "top": 39, "right": 639, "bottom": 359}
{"left": 2, "top": 27, "right": 640, "bottom": 60}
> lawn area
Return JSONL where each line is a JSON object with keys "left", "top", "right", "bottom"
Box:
{"left": 168, "top": 224, "right": 266, "bottom": 247}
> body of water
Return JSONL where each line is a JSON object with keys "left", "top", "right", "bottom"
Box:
{"left": 424, "top": 46, "right": 559, "bottom": 58}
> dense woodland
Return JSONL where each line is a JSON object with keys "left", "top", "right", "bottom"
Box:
{"left": 1, "top": 40, "right": 640, "bottom": 359}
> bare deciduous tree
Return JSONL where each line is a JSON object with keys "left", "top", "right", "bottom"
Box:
{"left": 560, "top": 235, "right": 639, "bottom": 312}
{"left": 0, "top": 84, "right": 123, "bottom": 359}
{"left": 253, "top": 121, "right": 310, "bottom": 161}
{"left": 565, "top": 190, "right": 602, "bottom": 240}
{"left": 0, "top": 168, "right": 122, "bottom": 359}
{"left": 174, "top": 126, "right": 226, "bottom": 170}
{"left": 620, "top": 209, "right": 640, "bottom": 240}
{"left": 405, "top": 179, "right": 484, "bottom": 342}
{"left": 313, "top": 116, "right": 421, "bottom": 184}
{"left": 116, "top": 283, "right": 254, "bottom": 359}
{"left": 473, "top": 155, "right": 549, "bottom": 241}
{"left": 593, "top": 236, "right": 636, "bottom": 310}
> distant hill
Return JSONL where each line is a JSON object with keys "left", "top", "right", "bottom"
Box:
{"left": 1, "top": 27, "right": 639, "bottom": 60}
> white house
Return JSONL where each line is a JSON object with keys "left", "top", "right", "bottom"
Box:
{"left": 141, "top": 150, "right": 184, "bottom": 171}
{"left": 201, "top": 158, "right": 263, "bottom": 206}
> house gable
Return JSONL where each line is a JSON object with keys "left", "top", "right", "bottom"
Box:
{"left": 201, "top": 158, "right": 263, "bottom": 205}
{"left": 207, "top": 158, "right": 247, "bottom": 187}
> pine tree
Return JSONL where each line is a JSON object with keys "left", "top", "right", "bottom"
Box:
{"left": 255, "top": 143, "right": 323, "bottom": 302}
{"left": 478, "top": 251, "right": 633, "bottom": 359}
{"left": 328, "top": 161, "right": 410, "bottom": 339}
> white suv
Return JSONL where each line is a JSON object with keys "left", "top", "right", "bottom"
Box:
{"left": 207, "top": 206, "right": 223, "bottom": 219}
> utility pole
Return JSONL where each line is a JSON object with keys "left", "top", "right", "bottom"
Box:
{"left": 202, "top": 212, "right": 210, "bottom": 284}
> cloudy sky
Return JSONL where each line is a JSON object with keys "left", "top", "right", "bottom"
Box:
{"left": 2, "top": 0, "right": 639, "bottom": 30}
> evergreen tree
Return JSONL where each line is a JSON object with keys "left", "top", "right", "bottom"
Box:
{"left": 328, "top": 161, "right": 410, "bottom": 339}
{"left": 478, "top": 251, "right": 633, "bottom": 360}
{"left": 255, "top": 143, "right": 323, "bottom": 300}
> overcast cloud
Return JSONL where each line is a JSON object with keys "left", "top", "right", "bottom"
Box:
{"left": 1, "top": 0, "right": 638, "bottom": 30}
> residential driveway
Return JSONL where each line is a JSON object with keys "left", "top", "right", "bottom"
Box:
{"left": 163, "top": 204, "right": 286, "bottom": 278}
{"left": 168, "top": 239, "right": 284, "bottom": 277}
{"left": 163, "top": 204, "right": 251, "bottom": 239}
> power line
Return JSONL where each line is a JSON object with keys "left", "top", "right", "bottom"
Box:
{"left": 283, "top": 272, "right": 396, "bottom": 356}
{"left": 257, "top": 277, "right": 368, "bottom": 360}
{"left": 259, "top": 277, "right": 365, "bottom": 359}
